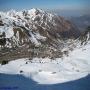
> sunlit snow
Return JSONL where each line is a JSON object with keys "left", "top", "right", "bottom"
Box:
{"left": 0, "top": 42, "right": 90, "bottom": 84}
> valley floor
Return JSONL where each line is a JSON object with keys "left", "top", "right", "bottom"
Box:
{"left": 0, "top": 42, "right": 90, "bottom": 84}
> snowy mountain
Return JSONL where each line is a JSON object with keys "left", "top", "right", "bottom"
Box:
{"left": 0, "top": 8, "right": 80, "bottom": 47}
{"left": 0, "top": 8, "right": 90, "bottom": 60}
{"left": 0, "top": 9, "right": 90, "bottom": 85}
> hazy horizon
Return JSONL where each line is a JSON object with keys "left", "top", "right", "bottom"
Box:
{"left": 0, "top": 0, "right": 90, "bottom": 17}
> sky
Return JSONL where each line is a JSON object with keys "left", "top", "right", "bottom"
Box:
{"left": 0, "top": 0, "right": 90, "bottom": 15}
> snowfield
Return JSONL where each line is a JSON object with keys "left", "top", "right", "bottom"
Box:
{"left": 0, "top": 42, "right": 90, "bottom": 85}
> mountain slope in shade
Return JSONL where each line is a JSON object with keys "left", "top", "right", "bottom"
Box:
{"left": 70, "top": 15, "right": 90, "bottom": 32}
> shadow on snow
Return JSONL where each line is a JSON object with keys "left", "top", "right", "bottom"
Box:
{"left": 0, "top": 73, "right": 90, "bottom": 90}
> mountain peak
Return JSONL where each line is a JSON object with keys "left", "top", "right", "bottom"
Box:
{"left": 28, "top": 8, "right": 44, "bottom": 14}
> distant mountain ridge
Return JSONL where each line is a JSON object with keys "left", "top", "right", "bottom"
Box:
{"left": 70, "top": 15, "right": 90, "bottom": 32}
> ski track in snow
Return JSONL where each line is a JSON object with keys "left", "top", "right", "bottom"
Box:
{"left": 0, "top": 43, "right": 90, "bottom": 85}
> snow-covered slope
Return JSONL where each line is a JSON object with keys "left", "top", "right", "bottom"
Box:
{"left": 0, "top": 8, "right": 80, "bottom": 47}
{"left": 0, "top": 41, "right": 90, "bottom": 84}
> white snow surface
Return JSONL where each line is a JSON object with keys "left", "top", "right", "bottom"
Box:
{"left": 0, "top": 26, "right": 14, "bottom": 38}
{"left": 0, "top": 43, "right": 90, "bottom": 84}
